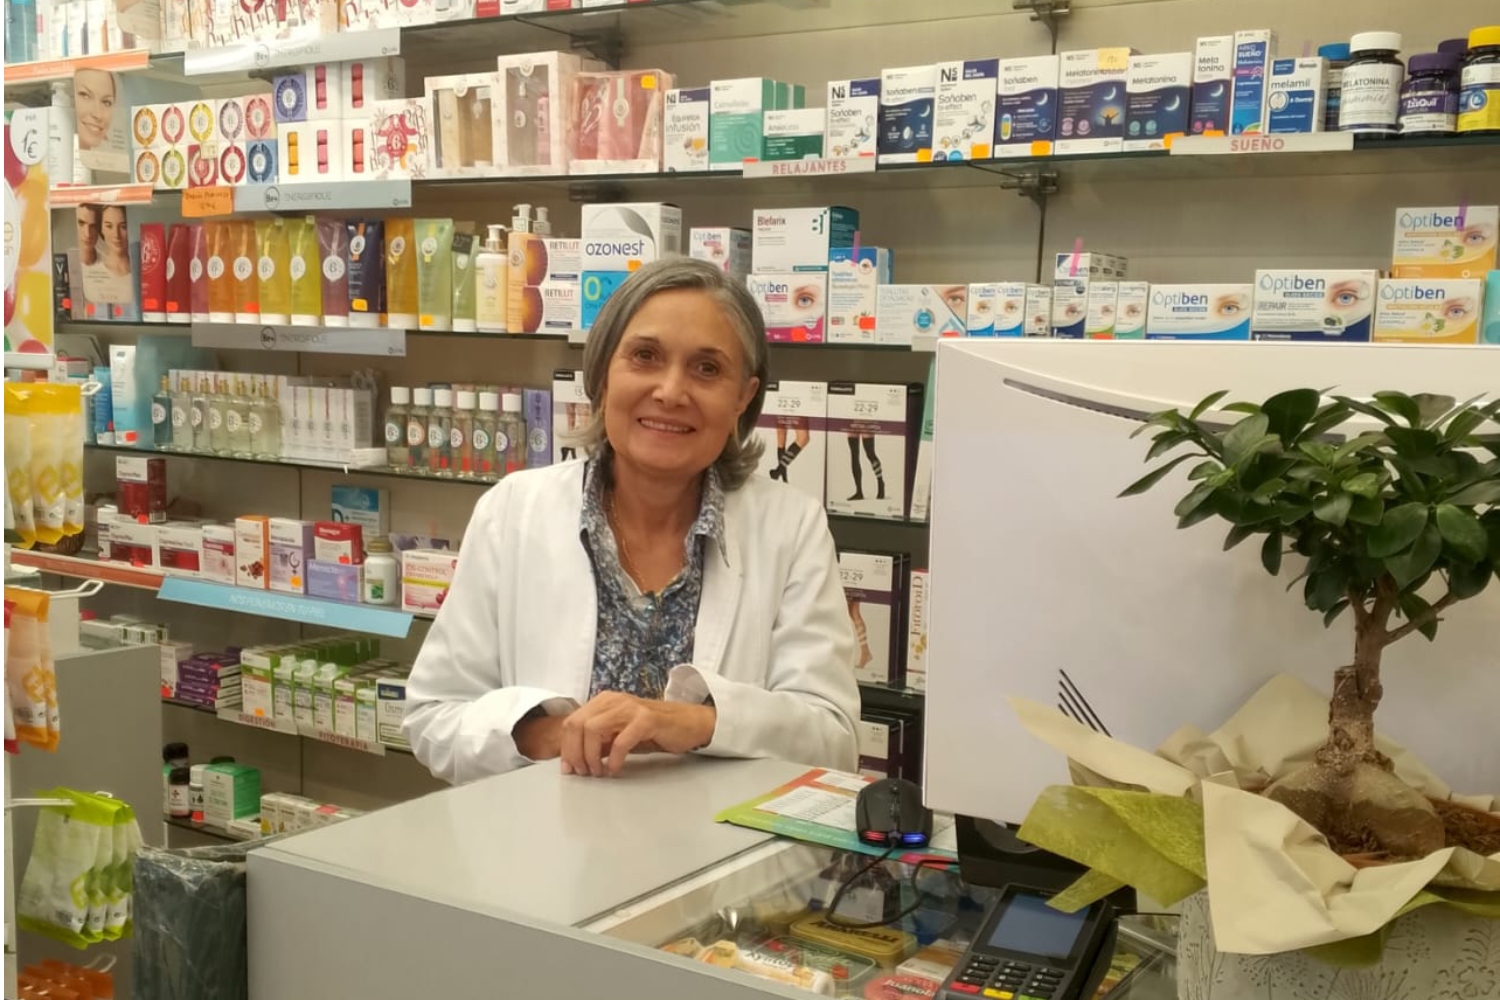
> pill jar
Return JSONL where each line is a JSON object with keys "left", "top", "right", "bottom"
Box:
{"left": 168, "top": 767, "right": 192, "bottom": 818}
{"left": 1437, "top": 38, "right": 1468, "bottom": 56}
{"left": 1459, "top": 25, "right": 1500, "bottom": 135}
{"left": 1400, "top": 52, "right": 1461, "bottom": 135}
{"left": 362, "top": 536, "right": 398, "bottom": 606}
{"left": 1342, "top": 31, "right": 1405, "bottom": 137}
{"left": 1318, "top": 43, "right": 1351, "bottom": 130}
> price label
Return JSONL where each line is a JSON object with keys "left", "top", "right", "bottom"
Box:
{"left": 182, "top": 186, "right": 235, "bottom": 217}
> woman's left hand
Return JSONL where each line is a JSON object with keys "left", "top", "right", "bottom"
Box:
{"left": 559, "top": 692, "right": 716, "bottom": 778}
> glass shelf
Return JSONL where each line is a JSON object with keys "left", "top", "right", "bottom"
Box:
{"left": 164, "top": 815, "right": 239, "bottom": 842}
{"left": 85, "top": 441, "right": 493, "bottom": 486}
{"left": 858, "top": 682, "right": 925, "bottom": 712}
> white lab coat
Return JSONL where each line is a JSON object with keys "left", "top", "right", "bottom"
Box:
{"left": 403, "top": 461, "right": 861, "bottom": 784}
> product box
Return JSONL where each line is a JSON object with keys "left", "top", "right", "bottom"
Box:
{"left": 1230, "top": 29, "right": 1277, "bottom": 135}
{"left": 1056, "top": 48, "right": 1132, "bottom": 155}
{"left": 1390, "top": 205, "right": 1500, "bottom": 280}
{"left": 825, "top": 381, "right": 923, "bottom": 521}
{"left": 1024, "top": 284, "right": 1053, "bottom": 336}
{"left": 204, "top": 763, "right": 261, "bottom": 827}
{"left": 572, "top": 68, "right": 674, "bottom": 174}
{"left": 202, "top": 524, "right": 236, "bottom": 584}
{"left": 1251, "top": 270, "right": 1377, "bottom": 342}
{"left": 906, "top": 567, "right": 929, "bottom": 693}
{"left": 551, "top": 370, "right": 590, "bottom": 464}
{"left": 115, "top": 455, "right": 167, "bottom": 522}
{"left": 909, "top": 358, "right": 935, "bottom": 522}
{"left": 331, "top": 485, "right": 390, "bottom": 537}
{"left": 751, "top": 206, "right": 859, "bottom": 273}
{"left": 857, "top": 714, "right": 905, "bottom": 778}
{"left": 493, "top": 51, "right": 589, "bottom": 175}
{"left": 838, "top": 551, "right": 905, "bottom": 686}
{"left": 1373, "top": 278, "right": 1484, "bottom": 345}
{"left": 1052, "top": 278, "right": 1088, "bottom": 338}
{"left": 1085, "top": 280, "right": 1120, "bottom": 339}
{"left": 313, "top": 521, "right": 364, "bottom": 565}
{"left": 580, "top": 202, "right": 682, "bottom": 328}
{"left": 276, "top": 122, "right": 345, "bottom": 184}
{"left": 1124, "top": 52, "right": 1192, "bottom": 151}
{"left": 401, "top": 550, "right": 458, "bottom": 615}
{"left": 663, "top": 86, "right": 711, "bottom": 172}
{"left": 307, "top": 560, "right": 363, "bottom": 603}
{"left": 1191, "top": 35, "right": 1235, "bottom": 134}
{"left": 710, "top": 77, "right": 784, "bottom": 170}
{"left": 366, "top": 99, "right": 432, "bottom": 179}
{"left": 277, "top": 63, "right": 344, "bottom": 122}
{"left": 340, "top": 120, "right": 371, "bottom": 179}
{"left": 749, "top": 273, "right": 827, "bottom": 343}
{"left": 375, "top": 674, "right": 410, "bottom": 749}
{"left": 157, "top": 522, "right": 205, "bottom": 576}
{"left": 425, "top": 73, "right": 497, "bottom": 177}
{"left": 875, "top": 285, "right": 967, "bottom": 345}
{"left": 234, "top": 515, "right": 270, "bottom": 589}
{"left": 1115, "top": 281, "right": 1150, "bottom": 339}
{"left": 269, "top": 517, "right": 315, "bottom": 594}
{"left": 246, "top": 137, "right": 277, "bottom": 184}
{"left": 826, "top": 78, "right": 880, "bottom": 158}
{"left": 967, "top": 282, "right": 1027, "bottom": 337}
{"left": 762, "top": 108, "right": 826, "bottom": 161}
{"left": 1053, "top": 252, "right": 1129, "bottom": 280}
{"left": 690, "top": 227, "right": 752, "bottom": 280}
{"left": 510, "top": 237, "right": 582, "bottom": 334}
{"left": 342, "top": 57, "right": 406, "bottom": 116}
{"left": 1146, "top": 284, "right": 1255, "bottom": 340}
{"left": 1267, "top": 57, "right": 1327, "bottom": 133}
{"left": 523, "top": 387, "right": 553, "bottom": 467}
{"left": 933, "top": 58, "right": 999, "bottom": 161}
{"left": 755, "top": 380, "right": 828, "bottom": 504}
{"left": 239, "top": 646, "right": 281, "bottom": 720}
{"left": 827, "top": 247, "right": 893, "bottom": 344}
{"left": 994, "top": 55, "right": 1060, "bottom": 156}
{"left": 877, "top": 65, "right": 938, "bottom": 164}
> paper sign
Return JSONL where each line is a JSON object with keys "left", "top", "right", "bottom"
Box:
{"left": 182, "top": 186, "right": 235, "bottom": 217}
{"left": 740, "top": 157, "right": 878, "bottom": 179}
{"left": 1170, "top": 133, "right": 1355, "bottom": 156}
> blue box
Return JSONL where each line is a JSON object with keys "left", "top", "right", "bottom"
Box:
{"left": 1267, "top": 57, "right": 1327, "bottom": 134}
{"left": 1230, "top": 30, "right": 1277, "bottom": 135}
{"left": 331, "top": 485, "right": 388, "bottom": 536}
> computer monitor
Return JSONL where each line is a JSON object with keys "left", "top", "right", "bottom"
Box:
{"left": 922, "top": 340, "right": 1500, "bottom": 826}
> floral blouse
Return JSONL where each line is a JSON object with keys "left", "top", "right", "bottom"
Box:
{"left": 579, "top": 455, "right": 727, "bottom": 700}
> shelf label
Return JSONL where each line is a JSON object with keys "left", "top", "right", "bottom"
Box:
{"left": 49, "top": 183, "right": 157, "bottom": 207}
{"left": 740, "top": 157, "right": 878, "bottom": 179}
{"left": 233, "top": 180, "right": 412, "bottom": 213}
{"left": 182, "top": 29, "right": 400, "bottom": 75}
{"left": 312, "top": 730, "right": 386, "bottom": 756}
{"left": 2, "top": 48, "right": 151, "bottom": 83}
{"left": 160, "top": 577, "right": 414, "bottom": 637}
{"left": 182, "top": 186, "right": 235, "bottom": 217}
{"left": 191, "top": 323, "right": 407, "bottom": 357}
{"left": 217, "top": 708, "right": 299, "bottom": 735}
{"left": 1170, "top": 133, "right": 1355, "bottom": 156}
{"left": 567, "top": 328, "right": 590, "bottom": 346}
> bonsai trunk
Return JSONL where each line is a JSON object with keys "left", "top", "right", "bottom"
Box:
{"left": 1314, "top": 629, "right": 1392, "bottom": 774}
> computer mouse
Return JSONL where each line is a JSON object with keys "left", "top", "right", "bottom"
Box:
{"left": 856, "top": 777, "right": 933, "bottom": 847}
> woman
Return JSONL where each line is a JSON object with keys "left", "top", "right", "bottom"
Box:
{"left": 73, "top": 69, "right": 118, "bottom": 152}
{"left": 404, "top": 258, "right": 861, "bottom": 784}
{"left": 83, "top": 205, "right": 134, "bottom": 307}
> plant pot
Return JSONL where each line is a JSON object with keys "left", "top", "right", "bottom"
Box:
{"left": 1177, "top": 890, "right": 1500, "bottom": 1000}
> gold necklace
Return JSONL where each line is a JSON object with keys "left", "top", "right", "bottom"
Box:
{"left": 606, "top": 488, "right": 683, "bottom": 590}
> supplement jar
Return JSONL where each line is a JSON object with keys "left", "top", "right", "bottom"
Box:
{"left": 1318, "top": 42, "right": 1351, "bottom": 130}
{"left": 168, "top": 767, "right": 192, "bottom": 819}
{"left": 1459, "top": 25, "right": 1500, "bottom": 135}
{"left": 1400, "top": 52, "right": 1460, "bottom": 135}
{"left": 362, "top": 536, "right": 398, "bottom": 606}
{"left": 1342, "top": 31, "right": 1404, "bottom": 137}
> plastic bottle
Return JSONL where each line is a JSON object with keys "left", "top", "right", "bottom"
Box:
{"left": 408, "top": 387, "right": 432, "bottom": 472}
{"left": 226, "top": 376, "right": 253, "bottom": 457}
{"left": 452, "top": 389, "right": 476, "bottom": 479}
{"left": 1459, "top": 26, "right": 1500, "bottom": 136}
{"left": 191, "top": 374, "right": 212, "bottom": 453}
{"left": 168, "top": 767, "right": 192, "bottom": 818}
{"left": 362, "top": 536, "right": 398, "bottom": 605}
{"left": 208, "top": 373, "right": 231, "bottom": 455}
{"left": 171, "top": 372, "right": 194, "bottom": 451}
{"left": 1400, "top": 52, "right": 1460, "bottom": 136}
{"left": 6, "top": 0, "right": 37, "bottom": 63}
{"left": 189, "top": 763, "right": 207, "bottom": 824}
{"left": 162, "top": 742, "right": 189, "bottom": 813}
{"left": 1341, "top": 32, "right": 1405, "bottom": 138}
{"left": 474, "top": 391, "right": 499, "bottom": 480}
{"left": 151, "top": 376, "right": 173, "bottom": 449}
{"left": 428, "top": 387, "right": 454, "bottom": 477}
{"left": 475, "top": 224, "right": 509, "bottom": 334}
{"left": 252, "top": 380, "right": 282, "bottom": 459}
{"left": 385, "top": 386, "right": 411, "bottom": 471}
{"left": 497, "top": 392, "right": 527, "bottom": 476}
{"left": 1317, "top": 43, "right": 1351, "bottom": 131}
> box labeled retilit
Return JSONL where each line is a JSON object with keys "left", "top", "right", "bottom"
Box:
{"left": 749, "top": 273, "right": 827, "bottom": 343}
{"left": 663, "top": 87, "right": 710, "bottom": 172}
{"left": 761, "top": 108, "right": 826, "bottom": 161}
{"left": 994, "top": 55, "right": 1060, "bottom": 156}
{"left": 580, "top": 202, "right": 682, "bottom": 328}
{"left": 1267, "top": 57, "right": 1327, "bottom": 134}
{"left": 1146, "top": 284, "right": 1254, "bottom": 340}
{"left": 827, "top": 247, "right": 893, "bottom": 344}
{"left": 825, "top": 381, "right": 922, "bottom": 521}
{"left": 1230, "top": 29, "right": 1277, "bottom": 135}
{"left": 1372, "top": 278, "right": 1484, "bottom": 345}
{"left": 751, "top": 206, "right": 859, "bottom": 273}
{"left": 1251, "top": 270, "right": 1378, "bottom": 342}
{"left": 1124, "top": 52, "right": 1192, "bottom": 151}
{"left": 1056, "top": 48, "right": 1132, "bottom": 155}
{"left": 933, "top": 58, "right": 998, "bottom": 161}
{"left": 826, "top": 78, "right": 880, "bottom": 158}
{"left": 875, "top": 285, "right": 967, "bottom": 345}
{"left": 1390, "top": 205, "right": 1499, "bottom": 279}
{"left": 1191, "top": 36, "right": 1234, "bottom": 134}
{"left": 754, "top": 380, "right": 828, "bottom": 504}
{"left": 877, "top": 65, "right": 937, "bottom": 164}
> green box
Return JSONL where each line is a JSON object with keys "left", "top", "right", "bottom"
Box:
{"left": 204, "top": 763, "right": 261, "bottom": 827}
{"left": 762, "top": 108, "right": 826, "bottom": 162}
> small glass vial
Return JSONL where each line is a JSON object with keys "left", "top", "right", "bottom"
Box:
{"left": 428, "top": 387, "right": 454, "bottom": 477}
{"left": 168, "top": 767, "right": 192, "bottom": 819}
{"left": 191, "top": 375, "right": 213, "bottom": 453}
{"left": 189, "top": 763, "right": 207, "bottom": 825}
{"left": 385, "top": 386, "right": 411, "bottom": 472}
{"left": 249, "top": 381, "right": 280, "bottom": 460}
{"left": 408, "top": 387, "right": 432, "bottom": 473}
{"left": 208, "top": 373, "right": 231, "bottom": 455}
{"left": 1459, "top": 25, "right": 1500, "bottom": 136}
{"left": 452, "top": 389, "right": 477, "bottom": 479}
{"left": 151, "top": 375, "right": 173, "bottom": 450}
{"left": 171, "top": 372, "right": 194, "bottom": 451}
{"left": 1400, "top": 52, "right": 1460, "bottom": 136}
{"left": 473, "top": 391, "right": 500, "bottom": 481}
{"left": 226, "top": 376, "right": 253, "bottom": 457}
{"left": 362, "top": 536, "right": 398, "bottom": 606}
{"left": 1341, "top": 31, "right": 1405, "bottom": 138}
{"left": 497, "top": 392, "right": 527, "bottom": 476}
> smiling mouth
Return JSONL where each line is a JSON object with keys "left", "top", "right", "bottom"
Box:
{"left": 639, "top": 418, "right": 694, "bottom": 435}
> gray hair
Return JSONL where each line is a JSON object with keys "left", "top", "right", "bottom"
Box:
{"left": 579, "top": 257, "right": 769, "bottom": 490}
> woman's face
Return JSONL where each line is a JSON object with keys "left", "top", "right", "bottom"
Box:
{"left": 603, "top": 288, "right": 759, "bottom": 485}
{"left": 74, "top": 70, "right": 117, "bottom": 150}
{"left": 101, "top": 208, "right": 128, "bottom": 255}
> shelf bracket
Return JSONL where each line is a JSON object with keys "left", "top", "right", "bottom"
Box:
{"left": 997, "top": 167, "right": 1059, "bottom": 207}
{"left": 1013, "top": 0, "right": 1070, "bottom": 45}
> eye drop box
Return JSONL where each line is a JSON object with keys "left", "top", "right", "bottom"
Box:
{"left": 968, "top": 282, "right": 1027, "bottom": 337}
{"left": 827, "top": 246, "right": 893, "bottom": 344}
{"left": 1053, "top": 251, "right": 1129, "bottom": 279}
{"left": 994, "top": 54, "right": 1059, "bottom": 156}
{"left": 689, "top": 227, "right": 751, "bottom": 280}
{"left": 1051, "top": 279, "right": 1088, "bottom": 338}
{"left": 1124, "top": 52, "right": 1192, "bottom": 151}
{"left": 551, "top": 370, "right": 590, "bottom": 465}
{"left": 825, "top": 381, "right": 923, "bottom": 521}
{"left": 493, "top": 51, "right": 588, "bottom": 175}
{"left": 1024, "top": 284, "right": 1053, "bottom": 336}
{"left": 1373, "top": 278, "right": 1484, "bottom": 345}
{"left": 580, "top": 202, "right": 682, "bottom": 329}
{"left": 1230, "top": 29, "right": 1277, "bottom": 135}
{"left": 877, "top": 65, "right": 937, "bottom": 164}
{"left": 906, "top": 568, "right": 929, "bottom": 693}
{"left": 1390, "top": 205, "right": 1500, "bottom": 280}
{"left": 1191, "top": 36, "right": 1234, "bottom": 134}
{"left": 1146, "top": 284, "right": 1254, "bottom": 340}
{"left": 710, "top": 77, "right": 782, "bottom": 171}
{"left": 751, "top": 206, "right": 859, "bottom": 273}
{"left": 875, "top": 285, "right": 966, "bottom": 345}
{"left": 1115, "top": 281, "right": 1150, "bottom": 339}
{"left": 826, "top": 78, "right": 880, "bottom": 158}
{"left": 663, "top": 86, "right": 710, "bottom": 172}
{"left": 934, "top": 58, "right": 999, "bottom": 161}
{"left": 331, "top": 485, "right": 389, "bottom": 537}
{"left": 749, "top": 273, "right": 827, "bottom": 343}
{"left": 1086, "top": 281, "right": 1120, "bottom": 339}
{"left": 1267, "top": 57, "right": 1327, "bottom": 133}
{"left": 1251, "top": 270, "right": 1377, "bottom": 342}
{"left": 755, "top": 380, "right": 828, "bottom": 504}
{"left": 838, "top": 551, "right": 904, "bottom": 686}
{"left": 761, "top": 108, "right": 826, "bottom": 161}
{"left": 1056, "top": 48, "right": 1132, "bottom": 155}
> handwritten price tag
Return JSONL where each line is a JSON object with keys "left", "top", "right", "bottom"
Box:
{"left": 182, "top": 186, "right": 234, "bottom": 217}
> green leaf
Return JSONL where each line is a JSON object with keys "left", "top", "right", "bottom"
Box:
{"left": 1250, "top": 478, "right": 1288, "bottom": 502}
{"left": 1448, "top": 481, "right": 1500, "bottom": 507}
{"left": 1174, "top": 482, "right": 1218, "bottom": 519}
{"left": 1305, "top": 567, "right": 1349, "bottom": 613}
{"left": 1435, "top": 505, "right": 1489, "bottom": 562}
{"left": 1372, "top": 391, "right": 1423, "bottom": 427}
{"left": 1385, "top": 524, "right": 1443, "bottom": 588}
{"left": 1332, "top": 433, "right": 1390, "bottom": 464}
{"left": 1485, "top": 510, "right": 1500, "bottom": 561}
{"left": 1189, "top": 390, "right": 1230, "bottom": 421}
{"left": 1333, "top": 395, "right": 1399, "bottom": 427}
{"left": 1223, "top": 413, "right": 1271, "bottom": 466}
{"left": 1187, "top": 461, "right": 1221, "bottom": 482}
{"left": 1384, "top": 426, "right": 1443, "bottom": 459}
{"left": 1118, "top": 454, "right": 1197, "bottom": 498}
{"left": 1130, "top": 410, "right": 1181, "bottom": 438}
{"left": 1443, "top": 407, "right": 1490, "bottom": 443}
{"left": 1297, "top": 441, "right": 1338, "bottom": 466}
{"left": 1261, "top": 532, "right": 1283, "bottom": 576}
{"left": 1342, "top": 473, "right": 1381, "bottom": 498}
{"left": 1398, "top": 591, "right": 1439, "bottom": 641}
{"left": 1300, "top": 402, "right": 1356, "bottom": 443}
{"left": 1314, "top": 493, "right": 1353, "bottom": 527}
{"left": 1450, "top": 559, "right": 1492, "bottom": 601}
{"left": 1146, "top": 431, "right": 1190, "bottom": 461}
{"left": 1222, "top": 402, "right": 1263, "bottom": 416}
{"left": 1348, "top": 495, "right": 1385, "bottom": 526}
{"left": 1411, "top": 393, "right": 1458, "bottom": 427}
{"left": 1263, "top": 389, "right": 1321, "bottom": 443}
{"left": 1223, "top": 524, "right": 1256, "bottom": 551}
{"left": 1369, "top": 503, "right": 1430, "bottom": 558}
{"left": 1322, "top": 600, "right": 1350, "bottom": 628}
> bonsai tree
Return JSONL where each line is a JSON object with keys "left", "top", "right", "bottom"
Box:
{"left": 1122, "top": 389, "right": 1500, "bottom": 858}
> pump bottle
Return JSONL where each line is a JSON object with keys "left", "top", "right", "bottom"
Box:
{"left": 476, "top": 224, "right": 509, "bottom": 333}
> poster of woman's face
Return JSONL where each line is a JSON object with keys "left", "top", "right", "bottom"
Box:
{"left": 74, "top": 68, "right": 128, "bottom": 174}
{"left": 78, "top": 203, "right": 135, "bottom": 306}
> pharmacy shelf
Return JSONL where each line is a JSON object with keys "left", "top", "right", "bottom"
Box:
{"left": 1, "top": 48, "right": 152, "bottom": 85}
{"left": 181, "top": 28, "right": 400, "bottom": 76}
{"left": 164, "top": 815, "right": 240, "bottom": 842}
{"left": 49, "top": 183, "right": 162, "bottom": 208}
{"left": 86, "top": 441, "right": 495, "bottom": 486}
{"left": 163, "top": 696, "right": 414, "bottom": 757}
{"left": 8, "top": 548, "right": 165, "bottom": 590}
{"left": 158, "top": 577, "right": 415, "bottom": 637}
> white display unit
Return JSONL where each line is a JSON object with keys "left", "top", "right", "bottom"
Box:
{"left": 922, "top": 340, "right": 1500, "bottom": 826}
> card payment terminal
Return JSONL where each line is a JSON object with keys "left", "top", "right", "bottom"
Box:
{"left": 938, "top": 884, "right": 1116, "bottom": 1000}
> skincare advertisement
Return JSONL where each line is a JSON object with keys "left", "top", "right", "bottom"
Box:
{"left": 1251, "top": 270, "right": 1378, "bottom": 342}
{"left": 755, "top": 380, "right": 828, "bottom": 505}
{"left": 1146, "top": 284, "right": 1254, "bottom": 340}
